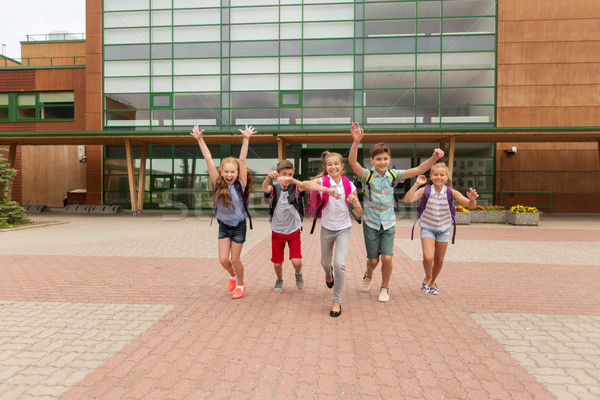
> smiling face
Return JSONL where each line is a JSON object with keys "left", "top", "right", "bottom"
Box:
{"left": 278, "top": 168, "right": 294, "bottom": 189}
{"left": 370, "top": 152, "right": 391, "bottom": 175}
{"left": 325, "top": 155, "right": 344, "bottom": 180}
{"left": 430, "top": 166, "right": 450, "bottom": 188}
{"left": 220, "top": 161, "right": 239, "bottom": 185}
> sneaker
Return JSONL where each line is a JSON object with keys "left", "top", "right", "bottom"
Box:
{"left": 421, "top": 282, "right": 430, "bottom": 294}
{"left": 274, "top": 279, "right": 284, "bottom": 293}
{"left": 227, "top": 276, "right": 237, "bottom": 292}
{"left": 429, "top": 284, "right": 439, "bottom": 295}
{"left": 361, "top": 275, "right": 372, "bottom": 292}
{"left": 232, "top": 285, "right": 246, "bottom": 299}
{"left": 295, "top": 273, "right": 304, "bottom": 290}
{"left": 378, "top": 287, "right": 390, "bottom": 302}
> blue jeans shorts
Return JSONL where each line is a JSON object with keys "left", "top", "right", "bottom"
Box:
{"left": 218, "top": 219, "right": 247, "bottom": 243}
{"left": 420, "top": 226, "right": 450, "bottom": 243}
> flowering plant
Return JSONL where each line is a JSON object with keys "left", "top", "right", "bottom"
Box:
{"left": 455, "top": 206, "right": 469, "bottom": 212}
{"left": 469, "top": 205, "right": 485, "bottom": 211}
{"left": 509, "top": 205, "right": 540, "bottom": 213}
{"left": 485, "top": 205, "right": 506, "bottom": 211}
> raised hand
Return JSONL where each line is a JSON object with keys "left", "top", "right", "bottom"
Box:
{"left": 277, "top": 176, "right": 292, "bottom": 186}
{"left": 238, "top": 123, "right": 256, "bottom": 139}
{"left": 350, "top": 122, "right": 365, "bottom": 143}
{"left": 467, "top": 188, "right": 479, "bottom": 200}
{"left": 268, "top": 171, "right": 279, "bottom": 180}
{"left": 190, "top": 124, "right": 204, "bottom": 140}
{"left": 416, "top": 175, "right": 428, "bottom": 186}
{"left": 327, "top": 188, "right": 341, "bottom": 199}
{"left": 346, "top": 193, "right": 359, "bottom": 206}
{"left": 433, "top": 148, "right": 444, "bottom": 160}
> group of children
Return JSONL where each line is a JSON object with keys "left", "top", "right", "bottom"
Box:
{"left": 190, "top": 122, "right": 478, "bottom": 317}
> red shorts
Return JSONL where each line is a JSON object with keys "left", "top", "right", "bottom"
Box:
{"left": 271, "top": 229, "right": 302, "bottom": 263}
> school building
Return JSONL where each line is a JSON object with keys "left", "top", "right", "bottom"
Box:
{"left": 1, "top": 0, "right": 599, "bottom": 213}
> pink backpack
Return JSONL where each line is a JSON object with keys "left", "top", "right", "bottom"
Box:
{"left": 307, "top": 175, "right": 359, "bottom": 234}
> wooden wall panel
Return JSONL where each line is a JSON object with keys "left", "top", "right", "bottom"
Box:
{"left": 500, "top": 20, "right": 600, "bottom": 43}
{"left": 501, "top": 0, "right": 600, "bottom": 21}
{"left": 497, "top": 107, "right": 600, "bottom": 127}
{"left": 498, "top": 64, "right": 600, "bottom": 86}
{"left": 21, "top": 145, "right": 87, "bottom": 207}
{"left": 21, "top": 42, "right": 86, "bottom": 66}
{"left": 498, "top": 42, "right": 600, "bottom": 65}
{"left": 498, "top": 85, "right": 600, "bottom": 107}
{"left": 0, "top": 69, "right": 35, "bottom": 91}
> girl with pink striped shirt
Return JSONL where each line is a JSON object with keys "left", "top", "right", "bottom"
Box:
{"left": 403, "top": 163, "right": 478, "bottom": 295}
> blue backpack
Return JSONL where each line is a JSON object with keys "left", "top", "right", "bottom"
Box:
{"left": 212, "top": 177, "right": 253, "bottom": 229}
{"left": 411, "top": 184, "right": 456, "bottom": 244}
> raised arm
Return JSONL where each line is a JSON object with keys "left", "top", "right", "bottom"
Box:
{"left": 292, "top": 178, "right": 341, "bottom": 199}
{"left": 348, "top": 122, "right": 365, "bottom": 179}
{"left": 403, "top": 148, "right": 445, "bottom": 179}
{"left": 237, "top": 124, "right": 256, "bottom": 187}
{"left": 262, "top": 171, "right": 278, "bottom": 194}
{"left": 453, "top": 187, "right": 479, "bottom": 209}
{"left": 403, "top": 175, "right": 428, "bottom": 203}
{"left": 190, "top": 124, "right": 219, "bottom": 184}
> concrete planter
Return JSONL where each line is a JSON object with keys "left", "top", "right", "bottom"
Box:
{"left": 507, "top": 212, "right": 540, "bottom": 226}
{"left": 484, "top": 210, "right": 508, "bottom": 223}
{"left": 454, "top": 212, "right": 470, "bottom": 225}
{"left": 469, "top": 211, "right": 485, "bottom": 223}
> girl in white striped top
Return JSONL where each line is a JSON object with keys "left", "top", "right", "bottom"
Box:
{"left": 403, "top": 163, "right": 478, "bottom": 295}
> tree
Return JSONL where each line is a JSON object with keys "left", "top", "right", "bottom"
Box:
{"left": 0, "top": 148, "right": 30, "bottom": 228}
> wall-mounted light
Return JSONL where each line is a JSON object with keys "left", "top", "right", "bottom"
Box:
{"left": 505, "top": 146, "right": 517, "bottom": 155}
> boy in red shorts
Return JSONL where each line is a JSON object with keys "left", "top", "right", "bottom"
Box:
{"left": 262, "top": 160, "right": 339, "bottom": 292}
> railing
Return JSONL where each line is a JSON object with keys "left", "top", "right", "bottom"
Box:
{"left": 25, "top": 33, "right": 86, "bottom": 42}
{"left": 500, "top": 191, "right": 553, "bottom": 214}
{"left": 0, "top": 56, "right": 86, "bottom": 67}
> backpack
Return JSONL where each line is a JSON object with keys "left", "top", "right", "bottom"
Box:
{"left": 306, "top": 175, "right": 361, "bottom": 234}
{"left": 212, "top": 177, "right": 253, "bottom": 229}
{"left": 411, "top": 184, "right": 456, "bottom": 244}
{"left": 265, "top": 182, "right": 304, "bottom": 224}
{"left": 355, "top": 169, "right": 398, "bottom": 203}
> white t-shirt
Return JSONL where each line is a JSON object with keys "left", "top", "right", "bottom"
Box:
{"left": 320, "top": 175, "right": 356, "bottom": 231}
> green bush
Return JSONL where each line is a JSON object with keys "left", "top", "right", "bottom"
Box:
{"left": 0, "top": 148, "right": 30, "bottom": 228}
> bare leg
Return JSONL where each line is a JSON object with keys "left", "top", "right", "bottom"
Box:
{"left": 230, "top": 241, "right": 245, "bottom": 286}
{"left": 273, "top": 263, "right": 283, "bottom": 279}
{"left": 365, "top": 257, "right": 379, "bottom": 278}
{"left": 291, "top": 258, "right": 302, "bottom": 274}
{"left": 429, "top": 241, "right": 449, "bottom": 288}
{"left": 421, "top": 237, "right": 436, "bottom": 286}
{"left": 218, "top": 238, "right": 236, "bottom": 277}
{"left": 380, "top": 254, "right": 394, "bottom": 288}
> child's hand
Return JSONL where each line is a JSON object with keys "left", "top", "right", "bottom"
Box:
{"left": 416, "top": 175, "right": 427, "bottom": 186}
{"left": 467, "top": 188, "right": 479, "bottom": 200}
{"left": 268, "top": 171, "right": 279, "bottom": 179}
{"left": 347, "top": 193, "right": 359, "bottom": 206}
{"left": 350, "top": 122, "right": 364, "bottom": 143}
{"left": 277, "top": 176, "right": 292, "bottom": 186}
{"left": 432, "top": 148, "right": 444, "bottom": 160}
{"left": 238, "top": 123, "right": 256, "bottom": 139}
{"left": 190, "top": 124, "right": 204, "bottom": 140}
{"left": 327, "top": 188, "right": 341, "bottom": 199}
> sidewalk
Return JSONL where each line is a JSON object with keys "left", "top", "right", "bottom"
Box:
{"left": 0, "top": 212, "right": 599, "bottom": 399}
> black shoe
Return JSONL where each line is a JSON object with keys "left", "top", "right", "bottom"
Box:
{"left": 330, "top": 305, "right": 342, "bottom": 318}
{"left": 326, "top": 266, "right": 334, "bottom": 289}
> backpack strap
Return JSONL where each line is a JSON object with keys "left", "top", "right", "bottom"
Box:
{"left": 411, "top": 185, "right": 431, "bottom": 240}
{"left": 388, "top": 169, "right": 398, "bottom": 187}
{"left": 446, "top": 187, "right": 456, "bottom": 244}
{"left": 310, "top": 176, "right": 330, "bottom": 234}
{"left": 233, "top": 179, "right": 253, "bottom": 230}
{"left": 342, "top": 176, "right": 361, "bottom": 224}
{"left": 266, "top": 184, "right": 280, "bottom": 222}
{"left": 364, "top": 170, "right": 374, "bottom": 201}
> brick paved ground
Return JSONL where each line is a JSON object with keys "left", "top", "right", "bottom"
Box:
{"left": 0, "top": 212, "right": 599, "bottom": 399}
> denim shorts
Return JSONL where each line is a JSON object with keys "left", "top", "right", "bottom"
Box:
{"left": 218, "top": 219, "right": 247, "bottom": 243}
{"left": 420, "top": 226, "right": 450, "bottom": 243}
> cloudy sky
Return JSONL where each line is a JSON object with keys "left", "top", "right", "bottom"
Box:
{"left": 1, "top": 1, "right": 86, "bottom": 59}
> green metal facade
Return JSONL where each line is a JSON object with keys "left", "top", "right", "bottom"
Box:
{"left": 101, "top": 0, "right": 497, "bottom": 209}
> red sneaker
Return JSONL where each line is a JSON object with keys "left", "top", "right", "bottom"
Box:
{"left": 232, "top": 285, "right": 246, "bottom": 299}
{"left": 227, "top": 277, "right": 236, "bottom": 292}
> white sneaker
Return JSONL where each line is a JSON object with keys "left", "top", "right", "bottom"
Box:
{"left": 378, "top": 287, "right": 390, "bottom": 302}
{"left": 361, "top": 275, "right": 372, "bottom": 292}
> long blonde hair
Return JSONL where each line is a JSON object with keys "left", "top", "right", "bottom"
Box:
{"left": 428, "top": 162, "right": 452, "bottom": 186}
{"left": 214, "top": 157, "right": 253, "bottom": 209}
{"left": 317, "top": 151, "right": 344, "bottom": 177}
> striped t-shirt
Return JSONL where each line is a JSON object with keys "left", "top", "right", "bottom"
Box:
{"left": 361, "top": 167, "right": 405, "bottom": 231}
{"left": 419, "top": 185, "right": 452, "bottom": 232}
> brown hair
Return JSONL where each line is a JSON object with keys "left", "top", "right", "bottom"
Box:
{"left": 214, "top": 157, "right": 253, "bottom": 209}
{"left": 276, "top": 159, "right": 294, "bottom": 172}
{"left": 369, "top": 142, "right": 391, "bottom": 158}
{"left": 428, "top": 162, "right": 452, "bottom": 186}
{"left": 317, "top": 151, "right": 344, "bottom": 177}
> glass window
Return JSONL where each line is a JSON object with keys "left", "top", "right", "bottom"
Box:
{"left": 152, "top": 95, "right": 171, "bottom": 107}
{"left": 151, "top": 10, "right": 172, "bottom": 26}
{"left": 280, "top": 57, "right": 301, "bottom": 73}
{"left": 152, "top": 78, "right": 172, "bottom": 95}
{"left": 365, "top": 90, "right": 414, "bottom": 107}
{"left": 303, "top": 22, "right": 354, "bottom": 39}
{"left": 365, "top": 2, "right": 416, "bottom": 19}
{"left": 280, "top": 23, "right": 302, "bottom": 39}
{"left": 104, "top": 11, "right": 149, "bottom": 28}
{"left": 105, "top": 94, "right": 150, "bottom": 110}
{"left": 364, "top": 54, "right": 415, "bottom": 71}
{"left": 418, "top": 19, "right": 441, "bottom": 35}
{"left": 304, "top": 56, "right": 353, "bottom": 73}
{"left": 303, "top": 91, "right": 352, "bottom": 107}
{"left": 105, "top": 60, "right": 150, "bottom": 77}
{"left": 174, "top": 59, "right": 220, "bottom": 75}
{"left": 0, "top": 109, "right": 7, "bottom": 120}
{"left": 104, "top": 45, "right": 150, "bottom": 60}
{"left": 105, "top": 110, "right": 150, "bottom": 127}
{"left": 280, "top": 40, "right": 302, "bottom": 56}
{"left": 0, "top": 94, "right": 8, "bottom": 106}
{"left": 232, "top": 108, "right": 280, "bottom": 125}
{"left": 417, "top": 36, "right": 441, "bottom": 52}
{"left": 303, "top": 39, "right": 353, "bottom": 55}
{"left": 303, "top": 74, "right": 353, "bottom": 90}
{"left": 232, "top": 92, "right": 278, "bottom": 108}
{"left": 280, "top": 6, "right": 302, "bottom": 22}
{"left": 231, "top": 41, "right": 278, "bottom": 57}
{"left": 443, "top": 0, "right": 496, "bottom": 17}
{"left": 231, "top": 7, "right": 278, "bottom": 23}
{"left": 105, "top": 28, "right": 150, "bottom": 45}
{"left": 230, "top": 75, "right": 278, "bottom": 91}
{"left": 280, "top": 74, "right": 301, "bottom": 90}
{"left": 231, "top": 24, "right": 278, "bottom": 41}
{"left": 416, "top": 89, "right": 440, "bottom": 106}
{"left": 442, "top": 88, "right": 494, "bottom": 105}
{"left": 105, "top": 77, "right": 150, "bottom": 93}
{"left": 442, "top": 52, "right": 495, "bottom": 69}
{"left": 152, "top": 110, "right": 172, "bottom": 126}
{"left": 442, "top": 35, "right": 495, "bottom": 52}
{"left": 418, "top": 1, "right": 441, "bottom": 18}
{"left": 365, "top": 20, "right": 415, "bottom": 37}
{"left": 174, "top": 76, "right": 220, "bottom": 92}
{"left": 281, "top": 93, "right": 300, "bottom": 106}
{"left": 152, "top": 60, "right": 173, "bottom": 76}
{"left": 365, "top": 72, "right": 415, "bottom": 89}
{"left": 152, "top": 27, "right": 172, "bottom": 43}
{"left": 173, "top": 43, "right": 219, "bottom": 58}
{"left": 303, "top": 4, "right": 354, "bottom": 21}
{"left": 174, "top": 0, "right": 220, "bottom": 7}
{"left": 301, "top": 108, "right": 352, "bottom": 125}
{"left": 365, "top": 38, "right": 415, "bottom": 54}
{"left": 231, "top": 57, "right": 278, "bottom": 74}
{"left": 417, "top": 71, "right": 440, "bottom": 88}
{"left": 173, "top": 9, "right": 220, "bottom": 25}
{"left": 174, "top": 26, "right": 220, "bottom": 42}
{"left": 174, "top": 93, "right": 220, "bottom": 108}
{"left": 173, "top": 109, "right": 220, "bottom": 126}
{"left": 442, "top": 70, "right": 495, "bottom": 87}
{"left": 443, "top": 17, "right": 495, "bottom": 35}
{"left": 365, "top": 107, "right": 415, "bottom": 124}
{"left": 105, "top": 0, "right": 149, "bottom": 11}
